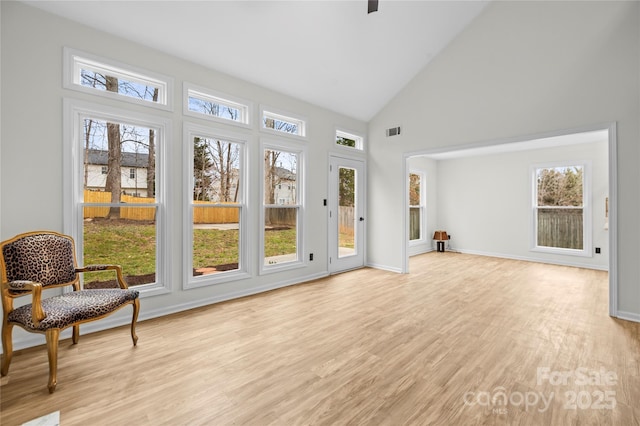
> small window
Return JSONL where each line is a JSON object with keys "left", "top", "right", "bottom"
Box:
{"left": 184, "top": 83, "right": 250, "bottom": 126}
{"left": 336, "top": 130, "right": 364, "bottom": 151}
{"left": 129, "top": 168, "right": 136, "bottom": 179}
{"left": 261, "top": 108, "right": 306, "bottom": 137}
{"left": 101, "top": 166, "right": 108, "bottom": 175}
{"left": 64, "top": 47, "right": 172, "bottom": 111}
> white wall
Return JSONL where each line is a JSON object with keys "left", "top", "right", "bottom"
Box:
{"left": 435, "top": 141, "right": 608, "bottom": 269}
{"left": 368, "top": 1, "right": 639, "bottom": 319}
{"left": 0, "top": 2, "right": 367, "bottom": 350}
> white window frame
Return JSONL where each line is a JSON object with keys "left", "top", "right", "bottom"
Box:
{"left": 336, "top": 128, "right": 365, "bottom": 151}
{"left": 63, "top": 98, "right": 172, "bottom": 297}
{"left": 63, "top": 47, "right": 174, "bottom": 111}
{"left": 183, "top": 82, "right": 252, "bottom": 128}
{"left": 183, "top": 123, "right": 250, "bottom": 289}
{"left": 408, "top": 170, "right": 426, "bottom": 245}
{"left": 260, "top": 138, "right": 307, "bottom": 274}
{"left": 530, "top": 160, "right": 592, "bottom": 257}
{"left": 260, "top": 105, "right": 307, "bottom": 139}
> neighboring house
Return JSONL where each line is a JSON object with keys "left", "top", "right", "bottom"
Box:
{"left": 84, "top": 149, "right": 150, "bottom": 197}
{"left": 272, "top": 166, "right": 296, "bottom": 205}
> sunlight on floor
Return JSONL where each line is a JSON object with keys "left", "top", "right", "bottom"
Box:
{"left": 22, "top": 411, "right": 59, "bottom": 426}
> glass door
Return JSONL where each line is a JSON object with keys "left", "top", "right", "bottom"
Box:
{"left": 329, "top": 156, "right": 365, "bottom": 273}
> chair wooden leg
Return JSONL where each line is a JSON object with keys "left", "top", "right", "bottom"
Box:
{"left": 131, "top": 299, "right": 140, "bottom": 346}
{"left": 1, "top": 322, "right": 13, "bottom": 376}
{"left": 45, "top": 328, "right": 60, "bottom": 393}
{"left": 72, "top": 324, "right": 80, "bottom": 344}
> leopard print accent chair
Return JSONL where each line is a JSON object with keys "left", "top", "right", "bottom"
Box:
{"left": 8, "top": 289, "right": 139, "bottom": 332}
{"left": 1, "top": 231, "right": 140, "bottom": 393}
{"left": 2, "top": 233, "right": 77, "bottom": 289}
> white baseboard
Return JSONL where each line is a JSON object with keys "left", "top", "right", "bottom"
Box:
{"left": 455, "top": 248, "right": 609, "bottom": 271}
{"left": 366, "top": 262, "right": 403, "bottom": 273}
{"left": 615, "top": 310, "right": 640, "bottom": 323}
{"left": 409, "top": 246, "right": 433, "bottom": 257}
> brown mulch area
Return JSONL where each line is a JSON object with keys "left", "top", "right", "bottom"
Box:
{"left": 84, "top": 273, "right": 155, "bottom": 289}
{"left": 84, "top": 262, "right": 241, "bottom": 288}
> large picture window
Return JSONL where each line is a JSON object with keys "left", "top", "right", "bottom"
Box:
{"left": 64, "top": 99, "right": 170, "bottom": 294}
{"left": 261, "top": 140, "right": 305, "bottom": 272}
{"left": 532, "top": 162, "right": 591, "bottom": 256}
{"left": 184, "top": 124, "right": 248, "bottom": 288}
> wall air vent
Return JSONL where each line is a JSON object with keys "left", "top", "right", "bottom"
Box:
{"left": 386, "top": 126, "right": 401, "bottom": 137}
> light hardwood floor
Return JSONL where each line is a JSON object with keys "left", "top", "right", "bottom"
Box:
{"left": 1, "top": 253, "right": 638, "bottom": 425}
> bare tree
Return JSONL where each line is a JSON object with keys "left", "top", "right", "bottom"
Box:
{"left": 83, "top": 119, "right": 93, "bottom": 188}
{"left": 147, "top": 88, "right": 158, "bottom": 198}
{"left": 264, "top": 150, "right": 281, "bottom": 205}
{"left": 206, "top": 139, "right": 239, "bottom": 202}
{"left": 105, "top": 76, "right": 122, "bottom": 219}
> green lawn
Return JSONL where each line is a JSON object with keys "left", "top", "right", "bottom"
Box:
{"left": 83, "top": 220, "right": 298, "bottom": 284}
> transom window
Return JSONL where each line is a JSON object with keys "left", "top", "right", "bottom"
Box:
{"left": 261, "top": 108, "right": 306, "bottom": 137}
{"left": 184, "top": 83, "right": 250, "bottom": 126}
{"left": 64, "top": 47, "right": 172, "bottom": 110}
{"left": 336, "top": 129, "right": 364, "bottom": 151}
{"left": 532, "top": 162, "right": 591, "bottom": 256}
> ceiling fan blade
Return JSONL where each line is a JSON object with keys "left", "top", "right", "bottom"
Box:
{"left": 368, "top": 0, "right": 378, "bottom": 14}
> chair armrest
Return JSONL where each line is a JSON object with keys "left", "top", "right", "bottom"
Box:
{"left": 76, "top": 264, "right": 129, "bottom": 289}
{"left": 3, "top": 280, "right": 45, "bottom": 326}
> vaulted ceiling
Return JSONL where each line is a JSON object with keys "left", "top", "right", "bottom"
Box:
{"left": 24, "top": 0, "right": 489, "bottom": 121}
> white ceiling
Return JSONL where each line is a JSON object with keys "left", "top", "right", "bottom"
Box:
{"left": 23, "top": 0, "right": 489, "bottom": 121}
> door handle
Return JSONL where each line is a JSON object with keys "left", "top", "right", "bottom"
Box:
{"left": 359, "top": 217, "right": 365, "bottom": 221}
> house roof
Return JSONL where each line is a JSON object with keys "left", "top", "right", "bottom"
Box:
{"left": 87, "top": 149, "right": 149, "bottom": 168}
{"left": 273, "top": 166, "right": 296, "bottom": 181}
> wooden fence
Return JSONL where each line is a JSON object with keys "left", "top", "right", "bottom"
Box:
{"left": 83, "top": 191, "right": 157, "bottom": 221}
{"left": 265, "top": 207, "right": 297, "bottom": 227}
{"left": 537, "top": 208, "right": 583, "bottom": 249}
{"left": 338, "top": 206, "right": 355, "bottom": 236}
{"left": 84, "top": 191, "right": 240, "bottom": 224}
{"left": 193, "top": 201, "right": 239, "bottom": 224}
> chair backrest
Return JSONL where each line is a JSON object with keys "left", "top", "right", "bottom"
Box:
{"left": 1, "top": 232, "right": 78, "bottom": 287}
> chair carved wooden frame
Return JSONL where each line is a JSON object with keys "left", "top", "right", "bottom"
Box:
{"left": 0, "top": 231, "right": 140, "bottom": 393}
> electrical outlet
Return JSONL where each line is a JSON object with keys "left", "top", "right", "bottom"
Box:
{"left": 595, "top": 247, "right": 601, "bottom": 254}
{"left": 310, "top": 253, "right": 314, "bottom": 261}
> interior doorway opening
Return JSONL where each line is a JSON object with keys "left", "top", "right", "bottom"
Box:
{"left": 403, "top": 124, "right": 616, "bottom": 316}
